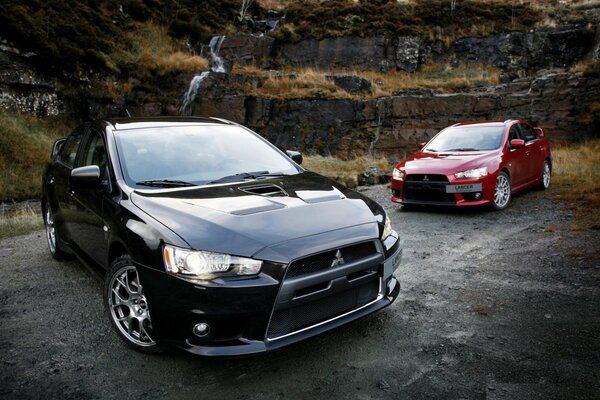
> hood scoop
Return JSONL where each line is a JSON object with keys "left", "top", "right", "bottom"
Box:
{"left": 240, "top": 183, "right": 288, "bottom": 197}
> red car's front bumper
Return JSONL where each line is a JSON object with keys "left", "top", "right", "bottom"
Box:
{"left": 390, "top": 173, "right": 497, "bottom": 207}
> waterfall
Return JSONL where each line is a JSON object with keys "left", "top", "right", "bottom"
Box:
{"left": 179, "top": 35, "right": 226, "bottom": 116}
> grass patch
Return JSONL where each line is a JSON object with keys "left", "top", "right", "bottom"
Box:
{"left": 551, "top": 139, "right": 600, "bottom": 230}
{"left": 232, "top": 62, "right": 500, "bottom": 99}
{"left": 0, "top": 204, "right": 42, "bottom": 239}
{"left": 0, "top": 112, "right": 76, "bottom": 202}
{"left": 113, "top": 22, "right": 208, "bottom": 75}
{"left": 304, "top": 156, "right": 392, "bottom": 188}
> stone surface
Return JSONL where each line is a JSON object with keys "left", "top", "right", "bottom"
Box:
{"left": 326, "top": 75, "right": 372, "bottom": 94}
{"left": 220, "top": 34, "right": 275, "bottom": 67}
{"left": 449, "top": 26, "right": 595, "bottom": 73}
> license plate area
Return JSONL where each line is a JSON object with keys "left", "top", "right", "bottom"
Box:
{"left": 446, "top": 183, "right": 482, "bottom": 193}
{"left": 383, "top": 246, "right": 402, "bottom": 279}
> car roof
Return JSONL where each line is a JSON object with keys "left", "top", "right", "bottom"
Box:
{"left": 105, "top": 116, "right": 235, "bottom": 131}
{"left": 451, "top": 119, "right": 518, "bottom": 128}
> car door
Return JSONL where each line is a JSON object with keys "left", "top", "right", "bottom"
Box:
{"left": 69, "top": 128, "right": 110, "bottom": 266}
{"left": 49, "top": 129, "right": 85, "bottom": 243}
{"left": 519, "top": 123, "right": 543, "bottom": 183}
{"left": 505, "top": 124, "right": 529, "bottom": 189}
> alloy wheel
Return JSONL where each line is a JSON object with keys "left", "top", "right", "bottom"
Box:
{"left": 45, "top": 207, "right": 57, "bottom": 254}
{"left": 493, "top": 172, "right": 511, "bottom": 210}
{"left": 108, "top": 266, "right": 156, "bottom": 347}
{"left": 542, "top": 160, "right": 551, "bottom": 189}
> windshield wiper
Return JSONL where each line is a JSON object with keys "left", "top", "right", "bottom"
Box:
{"left": 136, "top": 179, "right": 196, "bottom": 188}
{"left": 444, "top": 148, "right": 479, "bottom": 152}
{"left": 207, "top": 171, "right": 287, "bottom": 184}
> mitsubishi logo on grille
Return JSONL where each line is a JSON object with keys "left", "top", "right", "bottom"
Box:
{"left": 331, "top": 250, "right": 345, "bottom": 267}
{"left": 423, "top": 175, "right": 429, "bottom": 182}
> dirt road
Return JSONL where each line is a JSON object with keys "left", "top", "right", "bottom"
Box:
{"left": 1, "top": 186, "right": 599, "bottom": 399}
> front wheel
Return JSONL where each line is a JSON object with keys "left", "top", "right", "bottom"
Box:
{"left": 104, "top": 255, "right": 162, "bottom": 353}
{"left": 492, "top": 172, "right": 512, "bottom": 210}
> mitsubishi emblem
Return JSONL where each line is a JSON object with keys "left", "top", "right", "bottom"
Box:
{"left": 331, "top": 250, "right": 345, "bottom": 267}
{"left": 423, "top": 175, "right": 429, "bottom": 182}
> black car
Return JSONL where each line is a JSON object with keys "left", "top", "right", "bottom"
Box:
{"left": 42, "top": 117, "right": 402, "bottom": 356}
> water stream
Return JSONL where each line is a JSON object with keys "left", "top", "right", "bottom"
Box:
{"left": 179, "top": 35, "right": 226, "bottom": 116}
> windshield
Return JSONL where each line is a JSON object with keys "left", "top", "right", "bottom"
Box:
{"left": 114, "top": 124, "right": 300, "bottom": 188}
{"left": 424, "top": 125, "right": 505, "bottom": 152}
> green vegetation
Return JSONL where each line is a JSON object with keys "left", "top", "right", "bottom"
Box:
{"left": 304, "top": 156, "right": 392, "bottom": 188}
{"left": 0, "top": 0, "right": 240, "bottom": 76}
{"left": 552, "top": 139, "right": 600, "bottom": 229}
{"left": 0, "top": 112, "right": 76, "bottom": 202}
{"left": 274, "top": 0, "right": 540, "bottom": 42}
{"left": 233, "top": 62, "right": 501, "bottom": 99}
{"left": 0, "top": 205, "right": 42, "bottom": 240}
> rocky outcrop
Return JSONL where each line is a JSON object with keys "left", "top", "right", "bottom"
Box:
{"left": 219, "top": 34, "right": 275, "bottom": 67}
{"left": 277, "top": 36, "right": 424, "bottom": 72}
{"left": 190, "top": 73, "right": 599, "bottom": 159}
{"left": 0, "top": 42, "right": 64, "bottom": 116}
{"left": 448, "top": 26, "right": 595, "bottom": 73}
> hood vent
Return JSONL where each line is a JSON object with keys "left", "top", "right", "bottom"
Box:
{"left": 240, "top": 184, "right": 288, "bottom": 197}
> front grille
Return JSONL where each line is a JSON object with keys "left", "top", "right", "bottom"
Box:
{"left": 404, "top": 174, "right": 455, "bottom": 204}
{"left": 267, "top": 279, "right": 379, "bottom": 339}
{"left": 406, "top": 174, "right": 448, "bottom": 182}
{"left": 285, "top": 242, "right": 377, "bottom": 279}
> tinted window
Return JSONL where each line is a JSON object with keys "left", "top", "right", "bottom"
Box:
{"left": 79, "top": 130, "right": 108, "bottom": 180}
{"left": 509, "top": 125, "right": 523, "bottom": 141}
{"left": 520, "top": 124, "right": 538, "bottom": 142}
{"left": 114, "top": 125, "right": 299, "bottom": 187}
{"left": 424, "top": 125, "right": 504, "bottom": 152}
{"left": 59, "top": 131, "right": 84, "bottom": 167}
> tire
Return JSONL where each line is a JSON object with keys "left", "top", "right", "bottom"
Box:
{"left": 104, "top": 255, "right": 163, "bottom": 354}
{"left": 537, "top": 159, "right": 551, "bottom": 190}
{"left": 492, "top": 171, "right": 512, "bottom": 211}
{"left": 43, "top": 205, "right": 68, "bottom": 260}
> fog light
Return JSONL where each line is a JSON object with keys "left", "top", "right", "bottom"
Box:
{"left": 475, "top": 192, "right": 482, "bottom": 200}
{"left": 193, "top": 322, "right": 210, "bottom": 337}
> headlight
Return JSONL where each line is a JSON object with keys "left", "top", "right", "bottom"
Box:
{"left": 392, "top": 168, "right": 404, "bottom": 180}
{"left": 163, "top": 245, "right": 262, "bottom": 280}
{"left": 454, "top": 167, "right": 487, "bottom": 179}
{"left": 382, "top": 215, "right": 393, "bottom": 240}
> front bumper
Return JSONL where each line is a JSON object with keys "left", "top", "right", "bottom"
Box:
{"left": 137, "top": 236, "right": 401, "bottom": 357}
{"left": 391, "top": 175, "right": 495, "bottom": 207}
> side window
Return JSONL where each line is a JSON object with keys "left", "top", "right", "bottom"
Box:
{"left": 509, "top": 125, "right": 523, "bottom": 141}
{"left": 59, "top": 131, "right": 84, "bottom": 167}
{"left": 520, "top": 124, "right": 538, "bottom": 142}
{"left": 78, "top": 130, "right": 108, "bottom": 180}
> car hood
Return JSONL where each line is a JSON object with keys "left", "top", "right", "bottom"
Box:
{"left": 130, "top": 172, "right": 384, "bottom": 260}
{"left": 399, "top": 150, "right": 499, "bottom": 175}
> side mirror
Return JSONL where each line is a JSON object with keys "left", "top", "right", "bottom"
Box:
{"left": 286, "top": 150, "right": 303, "bottom": 165}
{"left": 510, "top": 139, "right": 525, "bottom": 149}
{"left": 70, "top": 165, "right": 101, "bottom": 189}
{"left": 418, "top": 142, "right": 426, "bottom": 150}
{"left": 52, "top": 138, "right": 66, "bottom": 157}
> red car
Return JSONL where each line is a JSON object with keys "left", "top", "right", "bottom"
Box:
{"left": 390, "top": 120, "right": 552, "bottom": 210}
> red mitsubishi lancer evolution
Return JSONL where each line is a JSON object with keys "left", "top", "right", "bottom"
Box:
{"left": 391, "top": 120, "right": 552, "bottom": 210}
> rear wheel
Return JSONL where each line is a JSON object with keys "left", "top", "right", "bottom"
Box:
{"left": 104, "top": 255, "right": 162, "bottom": 353}
{"left": 537, "top": 159, "right": 551, "bottom": 190}
{"left": 44, "top": 205, "right": 68, "bottom": 260}
{"left": 492, "top": 172, "right": 511, "bottom": 210}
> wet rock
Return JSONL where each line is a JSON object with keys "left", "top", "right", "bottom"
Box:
{"left": 220, "top": 34, "right": 275, "bottom": 67}
{"left": 326, "top": 75, "right": 372, "bottom": 94}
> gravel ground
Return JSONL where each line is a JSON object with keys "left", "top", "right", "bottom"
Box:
{"left": 1, "top": 186, "right": 599, "bottom": 399}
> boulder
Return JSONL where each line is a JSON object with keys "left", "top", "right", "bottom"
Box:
{"left": 326, "top": 75, "right": 372, "bottom": 94}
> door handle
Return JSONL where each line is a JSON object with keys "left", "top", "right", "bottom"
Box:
{"left": 49, "top": 176, "right": 55, "bottom": 184}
